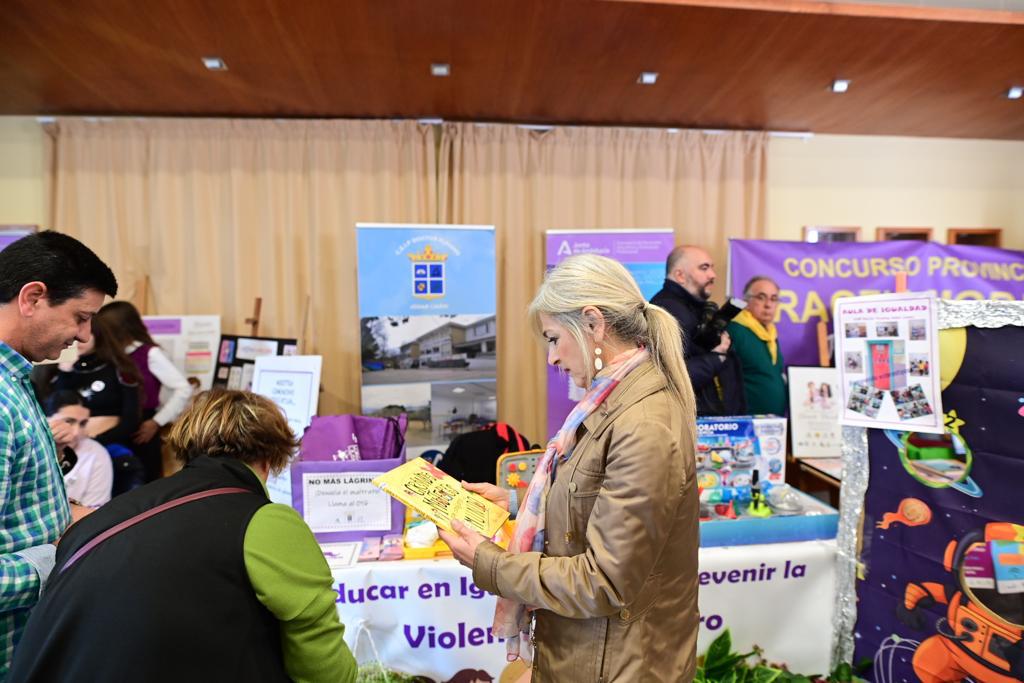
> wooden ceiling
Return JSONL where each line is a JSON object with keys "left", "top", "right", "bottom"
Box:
{"left": 3, "top": 0, "right": 1024, "bottom": 139}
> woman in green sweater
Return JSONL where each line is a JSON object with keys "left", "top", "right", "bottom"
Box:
{"left": 727, "top": 276, "right": 787, "bottom": 415}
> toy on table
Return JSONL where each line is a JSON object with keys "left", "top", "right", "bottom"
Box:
{"left": 745, "top": 471, "right": 772, "bottom": 518}
{"left": 495, "top": 449, "right": 544, "bottom": 493}
{"left": 696, "top": 416, "right": 787, "bottom": 487}
{"left": 699, "top": 479, "right": 807, "bottom": 521}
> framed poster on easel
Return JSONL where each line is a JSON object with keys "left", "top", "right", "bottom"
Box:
{"left": 213, "top": 335, "right": 298, "bottom": 393}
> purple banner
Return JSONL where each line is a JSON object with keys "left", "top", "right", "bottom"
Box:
{"left": 143, "top": 317, "right": 182, "bottom": 335}
{"left": 729, "top": 240, "right": 1024, "bottom": 367}
{"left": 853, "top": 325, "right": 1024, "bottom": 683}
{"left": 545, "top": 230, "right": 675, "bottom": 438}
{"left": 0, "top": 227, "right": 35, "bottom": 253}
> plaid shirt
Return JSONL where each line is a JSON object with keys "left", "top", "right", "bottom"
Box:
{"left": 0, "top": 342, "right": 70, "bottom": 676}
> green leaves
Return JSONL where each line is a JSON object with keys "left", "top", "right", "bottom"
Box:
{"left": 705, "top": 630, "right": 734, "bottom": 669}
{"left": 830, "top": 662, "right": 853, "bottom": 682}
{"left": 695, "top": 629, "right": 863, "bottom": 683}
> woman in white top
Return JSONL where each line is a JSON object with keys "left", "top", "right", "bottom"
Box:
{"left": 95, "top": 301, "right": 192, "bottom": 482}
{"left": 46, "top": 391, "right": 114, "bottom": 508}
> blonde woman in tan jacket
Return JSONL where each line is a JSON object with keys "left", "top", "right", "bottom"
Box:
{"left": 440, "top": 254, "right": 699, "bottom": 682}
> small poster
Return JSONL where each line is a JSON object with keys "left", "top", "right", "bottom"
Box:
{"left": 143, "top": 315, "right": 221, "bottom": 390}
{"left": 251, "top": 355, "right": 322, "bottom": 436}
{"left": 302, "top": 472, "right": 393, "bottom": 534}
{"left": 252, "top": 355, "right": 322, "bottom": 507}
{"left": 834, "top": 292, "right": 943, "bottom": 432}
{"left": 787, "top": 366, "right": 842, "bottom": 458}
{"left": 213, "top": 334, "right": 297, "bottom": 393}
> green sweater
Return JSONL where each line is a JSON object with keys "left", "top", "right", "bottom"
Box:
{"left": 244, "top": 475, "right": 358, "bottom": 683}
{"left": 726, "top": 321, "right": 787, "bottom": 416}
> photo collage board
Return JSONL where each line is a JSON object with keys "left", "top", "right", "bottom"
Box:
{"left": 834, "top": 292, "right": 943, "bottom": 433}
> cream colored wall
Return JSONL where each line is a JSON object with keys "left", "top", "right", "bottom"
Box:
{"left": 0, "top": 117, "right": 48, "bottom": 228}
{"left": 767, "top": 134, "right": 1024, "bottom": 249}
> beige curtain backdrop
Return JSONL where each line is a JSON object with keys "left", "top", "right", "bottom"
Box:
{"left": 49, "top": 118, "right": 765, "bottom": 442}
{"left": 50, "top": 118, "right": 437, "bottom": 416}
{"left": 441, "top": 124, "right": 767, "bottom": 442}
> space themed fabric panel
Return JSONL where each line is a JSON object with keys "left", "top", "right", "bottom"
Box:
{"left": 854, "top": 324, "right": 1024, "bottom": 683}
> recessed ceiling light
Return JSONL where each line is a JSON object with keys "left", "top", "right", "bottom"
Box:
{"left": 201, "top": 56, "right": 228, "bottom": 71}
{"left": 830, "top": 79, "right": 851, "bottom": 93}
{"left": 638, "top": 71, "right": 658, "bottom": 85}
{"left": 1008, "top": 86, "right": 1024, "bottom": 100}
{"left": 431, "top": 63, "right": 450, "bottom": 77}
{"left": 451, "top": 386, "right": 465, "bottom": 394}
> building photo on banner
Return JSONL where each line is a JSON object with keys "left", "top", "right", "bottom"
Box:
{"left": 356, "top": 224, "right": 497, "bottom": 455}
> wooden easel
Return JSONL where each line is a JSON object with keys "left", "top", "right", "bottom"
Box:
{"left": 298, "top": 294, "right": 313, "bottom": 354}
{"left": 245, "top": 298, "right": 262, "bottom": 337}
{"left": 131, "top": 276, "right": 150, "bottom": 314}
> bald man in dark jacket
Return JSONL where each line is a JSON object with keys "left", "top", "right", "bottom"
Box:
{"left": 651, "top": 245, "right": 746, "bottom": 416}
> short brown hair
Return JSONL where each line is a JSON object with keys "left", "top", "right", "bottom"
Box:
{"left": 167, "top": 390, "right": 297, "bottom": 474}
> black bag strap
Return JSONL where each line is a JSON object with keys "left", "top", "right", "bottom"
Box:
{"left": 59, "top": 487, "right": 250, "bottom": 574}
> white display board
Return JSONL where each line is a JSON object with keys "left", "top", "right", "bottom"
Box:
{"left": 252, "top": 355, "right": 322, "bottom": 436}
{"left": 787, "top": 366, "right": 843, "bottom": 458}
{"left": 332, "top": 540, "right": 837, "bottom": 680}
{"left": 833, "top": 292, "right": 943, "bottom": 433}
{"left": 143, "top": 315, "right": 221, "bottom": 390}
{"left": 252, "top": 355, "right": 322, "bottom": 507}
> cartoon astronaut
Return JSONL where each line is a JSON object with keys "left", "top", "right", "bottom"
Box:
{"left": 897, "top": 522, "right": 1024, "bottom": 683}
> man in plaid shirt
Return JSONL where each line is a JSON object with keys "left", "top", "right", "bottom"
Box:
{"left": 0, "top": 231, "right": 117, "bottom": 677}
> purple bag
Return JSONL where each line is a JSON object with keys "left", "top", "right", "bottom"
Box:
{"left": 291, "top": 413, "right": 408, "bottom": 542}
{"left": 299, "top": 413, "right": 407, "bottom": 462}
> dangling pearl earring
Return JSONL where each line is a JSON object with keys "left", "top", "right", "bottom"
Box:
{"left": 594, "top": 346, "right": 604, "bottom": 371}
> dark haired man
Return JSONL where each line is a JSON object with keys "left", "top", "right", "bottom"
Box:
{"left": 0, "top": 230, "right": 117, "bottom": 676}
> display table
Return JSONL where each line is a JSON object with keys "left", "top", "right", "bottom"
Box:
{"left": 796, "top": 457, "right": 843, "bottom": 508}
{"left": 332, "top": 539, "right": 837, "bottom": 681}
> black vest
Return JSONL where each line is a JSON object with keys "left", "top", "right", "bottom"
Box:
{"left": 9, "top": 457, "right": 290, "bottom": 683}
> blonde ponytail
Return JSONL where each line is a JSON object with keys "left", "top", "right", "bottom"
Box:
{"left": 643, "top": 302, "right": 696, "bottom": 415}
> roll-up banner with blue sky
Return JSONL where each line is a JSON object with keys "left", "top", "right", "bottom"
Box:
{"left": 356, "top": 224, "right": 497, "bottom": 456}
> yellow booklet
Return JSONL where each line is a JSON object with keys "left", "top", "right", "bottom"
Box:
{"left": 373, "top": 458, "right": 510, "bottom": 537}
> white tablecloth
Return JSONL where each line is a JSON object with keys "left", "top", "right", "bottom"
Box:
{"left": 333, "top": 539, "right": 837, "bottom": 681}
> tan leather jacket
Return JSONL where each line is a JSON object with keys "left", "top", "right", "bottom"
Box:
{"left": 474, "top": 361, "right": 699, "bottom": 682}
